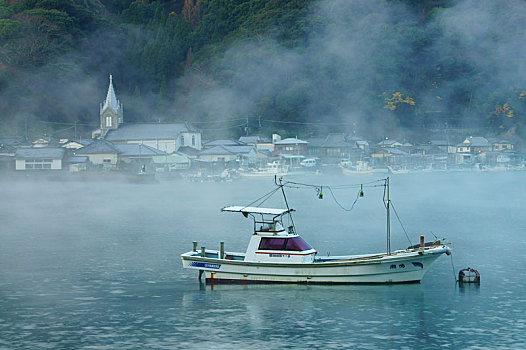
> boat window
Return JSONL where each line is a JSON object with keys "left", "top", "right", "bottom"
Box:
{"left": 258, "top": 237, "right": 312, "bottom": 251}
{"left": 258, "top": 238, "right": 286, "bottom": 250}
{"left": 285, "top": 237, "right": 312, "bottom": 251}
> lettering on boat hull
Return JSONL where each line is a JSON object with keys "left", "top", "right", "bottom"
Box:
{"left": 189, "top": 262, "right": 221, "bottom": 269}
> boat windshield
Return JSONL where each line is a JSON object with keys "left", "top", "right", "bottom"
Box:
{"left": 285, "top": 237, "right": 312, "bottom": 251}
{"left": 258, "top": 237, "right": 312, "bottom": 251}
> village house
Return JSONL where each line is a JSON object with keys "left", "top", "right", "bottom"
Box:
{"left": 455, "top": 136, "right": 492, "bottom": 165}
{"left": 152, "top": 153, "right": 192, "bottom": 172}
{"left": 238, "top": 136, "right": 274, "bottom": 152}
{"left": 0, "top": 143, "right": 16, "bottom": 171}
{"left": 61, "top": 139, "right": 93, "bottom": 150}
{"left": 307, "top": 133, "right": 360, "bottom": 163}
{"left": 31, "top": 136, "right": 58, "bottom": 148}
{"left": 371, "top": 147, "right": 409, "bottom": 166}
{"left": 198, "top": 145, "right": 257, "bottom": 166}
{"left": 113, "top": 143, "right": 166, "bottom": 171}
{"left": 75, "top": 139, "right": 120, "bottom": 170}
{"left": 67, "top": 156, "right": 89, "bottom": 172}
{"left": 202, "top": 139, "right": 245, "bottom": 149}
{"left": 456, "top": 136, "right": 492, "bottom": 154}
{"left": 353, "top": 138, "right": 370, "bottom": 152}
{"left": 489, "top": 139, "right": 514, "bottom": 152}
{"left": 377, "top": 139, "right": 404, "bottom": 148}
{"left": 15, "top": 148, "right": 66, "bottom": 170}
{"left": 273, "top": 137, "right": 308, "bottom": 156}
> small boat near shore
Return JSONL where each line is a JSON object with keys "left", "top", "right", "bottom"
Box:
{"left": 339, "top": 160, "right": 373, "bottom": 175}
{"left": 181, "top": 178, "right": 451, "bottom": 284}
{"left": 238, "top": 161, "right": 289, "bottom": 177}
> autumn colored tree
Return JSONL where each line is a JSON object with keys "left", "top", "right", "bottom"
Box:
{"left": 494, "top": 103, "right": 514, "bottom": 119}
{"left": 383, "top": 92, "right": 416, "bottom": 111}
{"left": 182, "top": 0, "right": 200, "bottom": 29}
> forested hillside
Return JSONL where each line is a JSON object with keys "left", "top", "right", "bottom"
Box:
{"left": 1, "top": 0, "right": 525, "bottom": 139}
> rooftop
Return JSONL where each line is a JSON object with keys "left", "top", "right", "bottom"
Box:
{"left": 113, "top": 143, "right": 166, "bottom": 157}
{"left": 274, "top": 138, "right": 308, "bottom": 145}
{"left": 105, "top": 122, "right": 199, "bottom": 141}
{"left": 76, "top": 139, "right": 120, "bottom": 154}
{"left": 15, "top": 147, "right": 66, "bottom": 159}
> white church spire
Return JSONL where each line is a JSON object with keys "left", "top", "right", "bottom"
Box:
{"left": 102, "top": 74, "right": 119, "bottom": 112}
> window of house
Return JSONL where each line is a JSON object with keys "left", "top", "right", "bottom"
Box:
{"left": 192, "top": 135, "right": 196, "bottom": 146}
{"left": 106, "top": 116, "right": 112, "bottom": 127}
{"left": 103, "top": 159, "right": 111, "bottom": 163}
{"left": 180, "top": 135, "right": 185, "bottom": 146}
{"left": 25, "top": 158, "right": 53, "bottom": 170}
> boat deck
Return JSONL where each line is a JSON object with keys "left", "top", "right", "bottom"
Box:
{"left": 184, "top": 243, "right": 448, "bottom": 264}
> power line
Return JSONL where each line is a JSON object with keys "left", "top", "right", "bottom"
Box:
{"left": 36, "top": 120, "right": 98, "bottom": 127}
{"left": 261, "top": 119, "right": 356, "bottom": 126}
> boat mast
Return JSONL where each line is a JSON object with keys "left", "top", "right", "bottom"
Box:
{"left": 383, "top": 177, "right": 391, "bottom": 255}
{"left": 276, "top": 176, "right": 296, "bottom": 233}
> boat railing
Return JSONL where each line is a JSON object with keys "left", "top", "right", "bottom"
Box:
{"left": 254, "top": 220, "right": 286, "bottom": 234}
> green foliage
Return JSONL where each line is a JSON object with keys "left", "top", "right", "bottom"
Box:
{"left": 0, "top": 4, "right": 14, "bottom": 19}
{"left": 121, "top": 1, "right": 158, "bottom": 25}
{"left": 0, "top": 0, "right": 524, "bottom": 138}
{"left": 0, "top": 19, "right": 21, "bottom": 41}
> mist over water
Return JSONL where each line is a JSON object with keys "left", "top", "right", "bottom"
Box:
{"left": 0, "top": 172, "right": 525, "bottom": 349}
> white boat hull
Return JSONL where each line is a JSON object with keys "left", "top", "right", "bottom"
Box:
{"left": 238, "top": 171, "right": 288, "bottom": 177}
{"left": 181, "top": 246, "right": 449, "bottom": 284}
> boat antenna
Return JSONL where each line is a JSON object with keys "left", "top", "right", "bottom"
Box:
{"left": 383, "top": 177, "right": 391, "bottom": 255}
{"left": 275, "top": 176, "right": 296, "bottom": 233}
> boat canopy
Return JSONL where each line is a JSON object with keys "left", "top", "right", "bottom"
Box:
{"left": 221, "top": 206, "right": 293, "bottom": 216}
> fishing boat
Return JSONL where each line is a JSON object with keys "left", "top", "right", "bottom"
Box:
{"left": 238, "top": 161, "right": 289, "bottom": 177}
{"left": 181, "top": 178, "right": 451, "bottom": 284}
{"left": 339, "top": 160, "right": 373, "bottom": 175}
{"left": 387, "top": 165, "right": 410, "bottom": 174}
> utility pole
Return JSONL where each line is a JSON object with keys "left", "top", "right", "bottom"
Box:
{"left": 245, "top": 118, "right": 249, "bottom": 136}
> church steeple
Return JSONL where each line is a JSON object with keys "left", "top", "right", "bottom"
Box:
{"left": 99, "top": 74, "right": 123, "bottom": 133}
{"left": 103, "top": 74, "right": 119, "bottom": 112}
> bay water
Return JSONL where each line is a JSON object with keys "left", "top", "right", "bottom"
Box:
{"left": 0, "top": 172, "right": 525, "bottom": 349}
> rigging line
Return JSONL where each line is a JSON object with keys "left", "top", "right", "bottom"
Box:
{"left": 327, "top": 187, "right": 361, "bottom": 212}
{"left": 331, "top": 183, "right": 386, "bottom": 190}
{"left": 243, "top": 185, "right": 282, "bottom": 208}
{"left": 389, "top": 201, "right": 413, "bottom": 246}
{"left": 283, "top": 178, "right": 385, "bottom": 190}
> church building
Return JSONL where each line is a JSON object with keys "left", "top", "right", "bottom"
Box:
{"left": 92, "top": 75, "right": 201, "bottom": 154}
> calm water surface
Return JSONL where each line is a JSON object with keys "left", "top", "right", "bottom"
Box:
{"left": 0, "top": 172, "right": 525, "bottom": 349}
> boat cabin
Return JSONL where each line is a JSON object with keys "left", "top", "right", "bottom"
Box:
{"left": 221, "top": 206, "right": 317, "bottom": 263}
